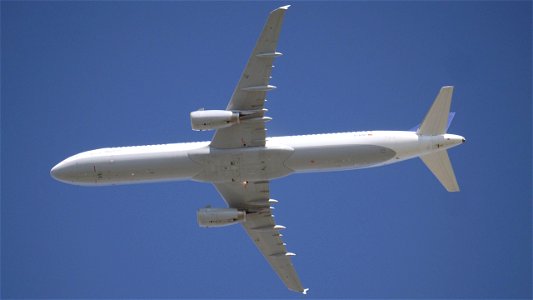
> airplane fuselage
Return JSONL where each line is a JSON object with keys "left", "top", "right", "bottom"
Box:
{"left": 51, "top": 130, "right": 464, "bottom": 186}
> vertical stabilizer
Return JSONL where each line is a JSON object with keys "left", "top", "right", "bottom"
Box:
{"left": 420, "top": 150, "right": 460, "bottom": 192}
{"left": 417, "top": 86, "right": 453, "bottom": 136}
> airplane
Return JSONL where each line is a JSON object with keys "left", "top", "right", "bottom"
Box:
{"left": 50, "top": 5, "right": 465, "bottom": 294}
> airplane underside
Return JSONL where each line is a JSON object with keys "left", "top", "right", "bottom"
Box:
{"left": 50, "top": 5, "right": 465, "bottom": 294}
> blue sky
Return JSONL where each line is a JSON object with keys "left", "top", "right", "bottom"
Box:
{"left": 2, "top": 1, "right": 531, "bottom": 298}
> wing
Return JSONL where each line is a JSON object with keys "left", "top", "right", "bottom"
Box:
{"left": 214, "top": 180, "right": 307, "bottom": 294}
{"left": 210, "top": 5, "right": 289, "bottom": 149}
{"left": 209, "top": 5, "right": 305, "bottom": 293}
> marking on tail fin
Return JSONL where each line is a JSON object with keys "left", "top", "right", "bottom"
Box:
{"left": 410, "top": 112, "right": 455, "bottom": 132}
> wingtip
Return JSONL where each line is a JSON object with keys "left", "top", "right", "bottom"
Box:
{"left": 302, "top": 288, "right": 309, "bottom": 295}
{"left": 447, "top": 186, "right": 460, "bottom": 192}
{"left": 271, "top": 5, "right": 290, "bottom": 14}
{"left": 270, "top": 5, "right": 290, "bottom": 15}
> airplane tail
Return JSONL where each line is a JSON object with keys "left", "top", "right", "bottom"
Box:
{"left": 417, "top": 86, "right": 460, "bottom": 192}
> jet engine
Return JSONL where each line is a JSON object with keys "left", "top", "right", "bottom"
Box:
{"left": 197, "top": 207, "right": 246, "bottom": 228}
{"left": 190, "top": 110, "right": 239, "bottom": 131}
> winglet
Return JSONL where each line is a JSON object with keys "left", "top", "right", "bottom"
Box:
{"left": 302, "top": 288, "right": 309, "bottom": 295}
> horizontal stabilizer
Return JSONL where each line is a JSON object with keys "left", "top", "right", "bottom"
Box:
{"left": 420, "top": 150, "right": 459, "bottom": 192}
{"left": 417, "top": 86, "right": 453, "bottom": 136}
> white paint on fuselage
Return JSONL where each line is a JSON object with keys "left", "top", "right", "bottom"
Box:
{"left": 273, "top": 131, "right": 462, "bottom": 172}
{"left": 51, "top": 142, "right": 208, "bottom": 186}
{"left": 50, "top": 131, "right": 464, "bottom": 186}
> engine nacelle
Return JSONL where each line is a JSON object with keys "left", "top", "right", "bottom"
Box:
{"left": 190, "top": 110, "right": 239, "bottom": 131}
{"left": 197, "top": 208, "right": 246, "bottom": 228}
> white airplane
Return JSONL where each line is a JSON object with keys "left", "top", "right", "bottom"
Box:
{"left": 51, "top": 5, "right": 465, "bottom": 294}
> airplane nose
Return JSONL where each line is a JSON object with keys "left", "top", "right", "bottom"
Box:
{"left": 50, "top": 160, "right": 83, "bottom": 183}
{"left": 50, "top": 161, "right": 68, "bottom": 182}
{"left": 51, "top": 156, "right": 99, "bottom": 185}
